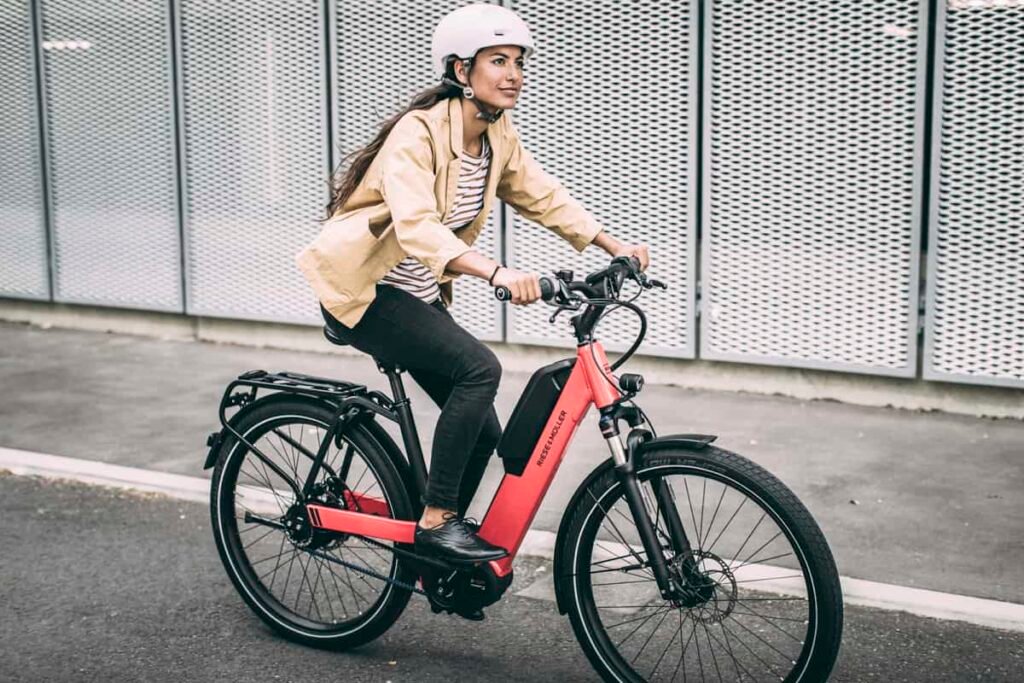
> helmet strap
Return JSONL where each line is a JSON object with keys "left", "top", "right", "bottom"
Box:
{"left": 442, "top": 60, "right": 504, "bottom": 124}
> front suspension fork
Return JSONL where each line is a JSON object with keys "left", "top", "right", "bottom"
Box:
{"left": 605, "top": 431, "right": 698, "bottom": 599}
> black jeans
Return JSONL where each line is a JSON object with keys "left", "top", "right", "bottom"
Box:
{"left": 320, "top": 284, "right": 502, "bottom": 514}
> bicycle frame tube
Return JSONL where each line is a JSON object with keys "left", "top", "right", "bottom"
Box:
{"left": 306, "top": 341, "right": 621, "bottom": 576}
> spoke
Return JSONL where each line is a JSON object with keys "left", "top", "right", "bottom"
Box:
{"left": 701, "top": 618, "right": 724, "bottom": 682}
{"left": 281, "top": 549, "right": 299, "bottom": 609}
{"left": 615, "top": 605, "right": 670, "bottom": 650}
{"left": 588, "top": 489, "right": 648, "bottom": 568}
{"left": 348, "top": 462, "right": 371, "bottom": 498}
{"left": 630, "top": 606, "right": 674, "bottom": 665}
{"left": 702, "top": 483, "right": 728, "bottom": 553}
{"left": 728, "top": 613, "right": 797, "bottom": 663}
{"left": 242, "top": 524, "right": 280, "bottom": 550}
{"left": 250, "top": 547, "right": 296, "bottom": 568}
{"left": 737, "top": 530, "right": 784, "bottom": 567}
{"left": 301, "top": 552, "right": 326, "bottom": 621}
{"left": 699, "top": 478, "right": 708, "bottom": 550}
{"left": 603, "top": 606, "right": 674, "bottom": 630}
{"left": 709, "top": 621, "right": 757, "bottom": 682}
{"left": 648, "top": 607, "right": 685, "bottom": 679}
{"left": 718, "top": 618, "right": 784, "bottom": 679}
{"left": 683, "top": 478, "right": 702, "bottom": 551}
{"left": 262, "top": 535, "right": 288, "bottom": 592}
{"left": 592, "top": 577, "right": 659, "bottom": 587}
{"left": 730, "top": 513, "right": 767, "bottom": 570}
{"left": 342, "top": 546, "right": 389, "bottom": 598}
{"left": 333, "top": 553, "right": 367, "bottom": 612}
{"left": 729, "top": 606, "right": 808, "bottom": 624}
{"left": 704, "top": 497, "right": 747, "bottom": 556}
{"left": 310, "top": 555, "right": 336, "bottom": 622}
{"left": 733, "top": 574, "right": 804, "bottom": 584}
{"left": 265, "top": 427, "right": 299, "bottom": 483}
{"left": 252, "top": 457, "right": 294, "bottom": 515}
{"left": 239, "top": 465, "right": 289, "bottom": 515}
{"left": 592, "top": 550, "right": 644, "bottom": 567}
{"left": 319, "top": 553, "right": 351, "bottom": 619}
{"left": 690, "top": 609, "right": 705, "bottom": 682}
{"left": 731, "top": 551, "right": 794, "bottom": 572}
{"left": 729, "top": 606, "right": 805, "bottom": 643}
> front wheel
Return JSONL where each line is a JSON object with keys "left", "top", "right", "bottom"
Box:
{"left": 560, "top": 447, "right": 843, "bottom": 682}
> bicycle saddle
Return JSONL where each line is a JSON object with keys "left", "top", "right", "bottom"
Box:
{"left": 323, "top": 325, "right": 401, "bottom": 374}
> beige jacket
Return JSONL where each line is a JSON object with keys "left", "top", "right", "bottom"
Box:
{"left": 296, "top": 97, "right": 605, "bottom": 328}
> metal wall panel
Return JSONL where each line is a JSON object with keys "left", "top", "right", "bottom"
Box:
{"left": 924, "top": 0, "right": 1024, "bottom": 387}
{"left": 334, "top": 0, "right": 503, "bottom": 341}
{"left": 179, "top": 0, "right": 327, "bottom": 324}
{"left": 505, "top": 0, "right": 698, "bottom": 357}
{"left": 40, "top": 0, "right": 182, "bottom": 310}
{"left": 0, "top": 0, "right": 49, "bottom": 300}
{"left": 702, "top": 0, "right": 927, "bottom": 376}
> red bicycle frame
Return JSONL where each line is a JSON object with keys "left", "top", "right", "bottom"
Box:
{"left": 305, "top": 340, "right": 621, "bottom": 578}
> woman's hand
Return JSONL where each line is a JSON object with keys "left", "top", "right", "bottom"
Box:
{"left": 491, "top": 267, "right": 543, "bottom": 304}
{"left": 611, "top": 243, "right": 651, "bottom": 272}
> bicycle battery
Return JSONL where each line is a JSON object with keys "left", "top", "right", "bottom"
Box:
{"left": 497, "top": 358, "right": 575, "bottom": 476}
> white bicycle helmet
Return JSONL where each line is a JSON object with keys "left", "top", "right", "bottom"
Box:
{"left": 431, "top": 4, "right": 536, "bottom": 80}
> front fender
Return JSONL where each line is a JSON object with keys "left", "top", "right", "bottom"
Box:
{"left": 551, "top": 432, "right": 717, "bottom": 615}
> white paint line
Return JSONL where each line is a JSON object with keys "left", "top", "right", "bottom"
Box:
{"left": 3, "top": 447, "right": 1023, "bottom": 633}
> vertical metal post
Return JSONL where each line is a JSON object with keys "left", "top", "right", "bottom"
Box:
{"left": 29, "top": 0, "right": 56, "bottom": 301}
{"left": 169, "top": 0, "right": 189, "bottom": 314}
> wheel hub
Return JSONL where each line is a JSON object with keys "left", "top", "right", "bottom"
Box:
{"left": 669, "top": 550, "right": 737, "bottom": 622}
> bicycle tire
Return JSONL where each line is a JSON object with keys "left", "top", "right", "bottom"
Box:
{"left": 209, "top": 394, "right": 416, "bottom": 649}
{"left": 560, "top": 447, "right": 843, "bottom": 682}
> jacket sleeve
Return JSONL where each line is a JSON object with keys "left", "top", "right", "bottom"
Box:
{"left": 497, "top": 124, "right": 604, "bottom": 253}
{"left": 378, "top": 115, "right": 473, "bottom": 280}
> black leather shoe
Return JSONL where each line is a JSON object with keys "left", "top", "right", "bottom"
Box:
{"left": 415, "top": 514, "right": 507, "bottom": 565}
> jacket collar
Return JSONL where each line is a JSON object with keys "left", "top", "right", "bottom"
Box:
{"left": 447, "top": 96, "right": 504, "bottom": 160}
{"left": 448, "top": 96, "right": 464, "bottom": 158}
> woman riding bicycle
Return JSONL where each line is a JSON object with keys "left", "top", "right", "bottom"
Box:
{"left": 296, "top": 4, "right": 650, "bottom": 565}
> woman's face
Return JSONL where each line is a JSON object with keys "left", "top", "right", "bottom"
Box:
{"left": 457, "top": 45, "right": 525, "bottom": 110}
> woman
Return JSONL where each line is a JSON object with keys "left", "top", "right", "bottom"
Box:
{"left": 296, "top": 4, "right": 650, "bottom": 564}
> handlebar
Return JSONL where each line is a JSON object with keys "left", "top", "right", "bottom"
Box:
{"left": 493, "top": 256, "right": 651, "bottom": 304}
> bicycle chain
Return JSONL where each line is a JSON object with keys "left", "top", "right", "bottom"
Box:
{"left": 304, "top": 546, "right": 426, "bottom": 596}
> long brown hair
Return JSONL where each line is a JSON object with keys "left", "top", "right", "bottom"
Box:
{"left": 324, "top": 62, "right": 463, "bottom": 220}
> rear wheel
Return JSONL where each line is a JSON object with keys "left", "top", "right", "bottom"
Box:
{"left": 210, "top": 395, "right": 415, "bottom": 649}
{"left": 561, "top": 447, "right": 843, "bottom": 682}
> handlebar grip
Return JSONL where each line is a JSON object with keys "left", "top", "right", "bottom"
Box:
{"left": 494, "top": 277, "right": 557, "bottom": 302}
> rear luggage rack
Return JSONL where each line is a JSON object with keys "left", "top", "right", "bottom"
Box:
{"left": 231, "top": 369, "right": 368, "bottom": 401}
{"left": 206, "top": 369, "right": 395, "bottom": 473}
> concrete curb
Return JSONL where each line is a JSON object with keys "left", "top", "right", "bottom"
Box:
{"left": 2, "top": 446, "right": 1022, "bottom": 634}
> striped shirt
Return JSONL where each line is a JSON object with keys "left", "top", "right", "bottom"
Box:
{"left": 379, "top": 135, "right": 491, "bottom": 304}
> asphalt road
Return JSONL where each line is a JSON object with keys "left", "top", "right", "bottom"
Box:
{"left": 1, "top": 473, "right": 1021, "bottom": 682}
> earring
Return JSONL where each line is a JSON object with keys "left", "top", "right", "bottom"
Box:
{"left": 463, "top": 85, "right": 475, "bottom": 99}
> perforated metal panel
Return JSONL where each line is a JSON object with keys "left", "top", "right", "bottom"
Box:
{"left": 924, "top": 0, "right": 1024, "bottom": 387}
{"left": 701, "top": 0, "right": 927, "bottom": 376}
{"left": 179, "top": 0, "right": 327, "bottom": 324}
{"left": 334, "top": 0, "right": 503, "bottom": 340}
{"left": 0, "top": 0, "right": 49, "bottom": 300}
{"left": 40, "top": 0, "right": 182, "bottom": 310}
{"left": 504, "top": 0, "right": 698, "bottom": 357}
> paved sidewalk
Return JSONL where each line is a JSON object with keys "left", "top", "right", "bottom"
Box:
{"left": 1, "top": 321, "right": 1022, "bottom": 606}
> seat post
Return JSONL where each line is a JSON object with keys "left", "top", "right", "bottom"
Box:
{"left": 376, "top": 360, "right": 428, "bottom": 502}
{"left": 377, "top": 360, "right": 408, "bottom": 402}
